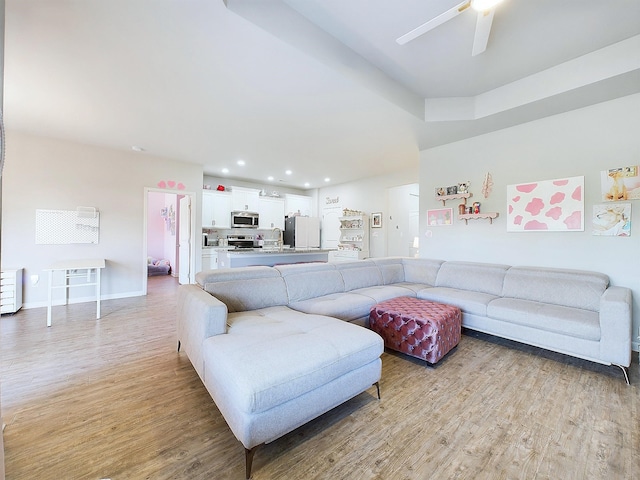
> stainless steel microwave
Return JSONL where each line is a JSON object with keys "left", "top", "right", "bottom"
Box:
{"left": 231, "top": 211, "right": 259, "bottom": 228}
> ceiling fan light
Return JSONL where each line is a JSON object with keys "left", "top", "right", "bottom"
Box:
{"left": 471, "top": 0, "right": 502, "bottom": 12}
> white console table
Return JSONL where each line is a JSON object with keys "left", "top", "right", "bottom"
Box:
{"left": 45, "top": 259, "right": 106, "bottom": 327}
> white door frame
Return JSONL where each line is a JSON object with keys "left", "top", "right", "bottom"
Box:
{"left": 143, "top": 187, "right": 197, "bottom": 295}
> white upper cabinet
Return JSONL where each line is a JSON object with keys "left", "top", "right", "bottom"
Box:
{"left": 231, "top": 187, "right": 260, "bottom": 212}
{"left": 202, "top": 190, "right": 232, "bottom": 228}
{"left": 258, "top": 197, "right": 285, "bottom": 230}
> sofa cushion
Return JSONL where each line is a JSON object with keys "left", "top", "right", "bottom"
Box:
{"left": 203, "top": 306, "right": 384, "bottom": 414}
{"left": 416, "top": 287, "right": 498, "bottom": 316}
{"left": 335, "top": 260, "right": 384, "bottom": 291}
{"left": 351, "top": 285, "right": 417, "bottom": 303}
{"left": 289, "top": 292, "right": 376, "bottom": 322}
{"left": 402, "top": 258, "right": 444, "bottom": 286}
{"left": 276, "top": 263, "right": 345, "bottom": 303}
{"left": 487, "top": 298, "right": 601, "bottom": 341}
{"left": 370, "top": 257, "right": 406, "bottom": 285}
{"left": 196, "top": 265, "right": 278, "bottom": 287}
{"left": 198, "top": 266, "right": 289, "bottom": 313}
{"left": 436, "top": 261, "right": 509, "bottom": 296}
{"left": 502, "top": 266, "right": 608, "bottom": 312}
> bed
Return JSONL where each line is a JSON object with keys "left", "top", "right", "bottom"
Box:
{"left": 147, "top": 257, "right": 171, "bottom": 276}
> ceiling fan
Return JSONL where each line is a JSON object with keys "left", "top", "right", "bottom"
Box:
{"left": 396, "top": 0, "right": 504, "bottom": 56}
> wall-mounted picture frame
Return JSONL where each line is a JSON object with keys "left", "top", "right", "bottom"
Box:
{"left": 427, "top": 208, "right": 453, "bottom": 226}
{"left": 446, "top": 185, "right": 458, "bottom": 195}
{"left": 371, "top": 212, "right": 382, "bottom": 228}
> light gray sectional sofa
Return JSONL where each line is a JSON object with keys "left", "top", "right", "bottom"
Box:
{"left": 177, "top": 257, "right": 633, "bottom": 478}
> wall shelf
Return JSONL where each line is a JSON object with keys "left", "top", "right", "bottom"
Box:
{"left": 458, "top": 212, "right": 499, "bottom": 224}
{"left": 436, "top": 192, "right": 471, "bottom": 206}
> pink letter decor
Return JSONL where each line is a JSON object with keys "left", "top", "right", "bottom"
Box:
{"left": 507, "top": 176, "right": 584, "bottom": 232}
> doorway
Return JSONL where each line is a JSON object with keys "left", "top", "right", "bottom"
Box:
{"left": 387, "top": 183, "right": 419, "bottom": 257}
{"left": 143, "top": 188, "right": 196, "bottom": 295}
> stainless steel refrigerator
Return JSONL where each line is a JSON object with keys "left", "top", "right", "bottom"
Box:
{"left": 284, "top": 216, "right": 320, "bottom": 249}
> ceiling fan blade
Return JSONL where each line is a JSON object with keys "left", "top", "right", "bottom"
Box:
{"left": 471, "top": 8, "right": 495, "bottom": 56}
{"left": 396, "top": 0, "right": 471, "bottom": 45}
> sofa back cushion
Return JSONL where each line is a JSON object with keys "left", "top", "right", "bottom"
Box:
{"left": 370, "top": 257, "right": 405, "bottom": 285}
{"left": 402, "top": 258, "right": 445, "bottom": 286}
{"left": 436, "top": 261, "right": 509, "bottom": 296}
{"left": 199, "top": 266, "right": 289, "bottom": 313}
{"left": 502, "top": 266, "right": 608, "bottom": 312}
{"left": 276, "top": 263, "right": 345, "bottom": 303}
{"left": 335, "top": 260, "right": 383, "bottom": 291}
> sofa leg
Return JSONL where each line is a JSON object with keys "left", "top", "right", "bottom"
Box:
{"left": 613, "top": 364, "right": 630, "bottom": 385}
{"left": 177, "top": 340, "right": 181, "bottom": 352}
{"left": 374, "top": 381, "right": 381, "bottom": 400}
{"left": 245, "top": 444, "right": 262, "bottom": 479}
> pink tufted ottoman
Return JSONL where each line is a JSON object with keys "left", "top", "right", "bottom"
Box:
{"left": 369, "top": 297, "right": 462, "bottom": 364}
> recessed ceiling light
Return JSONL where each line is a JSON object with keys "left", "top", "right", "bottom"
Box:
{"left": 304, "top": 182, "right": 310, "bottom": 188}
{"left": 237, "top": 160, "right": 245, "bottom": 166}
{"left": 267, "top": 176, "right": 274, "bottom": 181}
{"left": 221, "top": 168, "right": 229, "bottom": 174}
{"left": 324, "top": 177, "right": 331, "bottom": 182}
{"left": 131, "top": 146, "right": 145, "bottom": 152}
{"left": 285, "top": 170, "right": 292, "bottom": 175}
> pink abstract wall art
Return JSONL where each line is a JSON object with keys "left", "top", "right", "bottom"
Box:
{"left": 507, "top": 176, "right": 584, "bottom": 232}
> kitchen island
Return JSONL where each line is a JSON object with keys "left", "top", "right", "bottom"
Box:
{"left": 217, "top": 249, "right": 331, "bottom": 268}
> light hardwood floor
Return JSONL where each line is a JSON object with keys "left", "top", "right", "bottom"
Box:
{"left": 1, "top": 275, "right": 639, "bottom": 479}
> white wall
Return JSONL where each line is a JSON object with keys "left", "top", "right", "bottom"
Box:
{"left": 2, "top": 132, "right": 203, "bottom": 308}
{"left": 318, "top": 169, "right": 419, "bottom": 257}
{"left": 419, "top": 94, "right": 640, "bottom": 351}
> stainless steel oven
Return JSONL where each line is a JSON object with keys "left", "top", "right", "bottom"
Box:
{"left": 231, "top": 211, "right": 259, "bottom": 228}
{"left": 227, "top": 234, "right": 255, "bottom": 249}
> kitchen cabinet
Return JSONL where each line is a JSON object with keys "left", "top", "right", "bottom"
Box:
{"left": 329, "top": 250, "right": 368, "bottom": 262}
{"left": 284, "top": 194, "right": 313, "bottom": 217}
{"left": 231, "top": 186, "right": 260, "bottom": 212}
{"left": 1, "top": 268, "right": 23, "bottom": 314}
{"left": 203, "top": 191, "right": 232, "bottom": 228}
{"left": 202, "top": 249, "right": 218, "bottom": 271}
{"left": 258, "top": 197, "right": 285, "bottom": 230}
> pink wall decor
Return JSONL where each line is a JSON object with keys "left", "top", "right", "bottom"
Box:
{"left": 157, "top": 180, "right": 186, "bottom": 190}
{"left": 507, "top": 176, "right": 584, "bottom": 232}
{"left": 426, "top": 208, "right": 453, "bottom": 226}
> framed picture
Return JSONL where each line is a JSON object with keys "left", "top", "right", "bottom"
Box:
{"left": 600, "top": 165, "right": 640, "bottom": 202}
{"left": 446, "top": 185, "right": 458, "bottom": 195}
{"left": 371, "top": 212, "right": 382, "bottom": 228}
{"left": 426, "top": 208, "right": 453, "bottom": 226}
{"left": 507, "top": 175, "right": 584, "bottom": 232}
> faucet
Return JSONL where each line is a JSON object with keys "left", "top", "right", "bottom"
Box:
{"left": 272, "top": 227, "right": 283, "bottom": 252}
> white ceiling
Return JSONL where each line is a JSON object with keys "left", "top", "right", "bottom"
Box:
{"left": 5, "top": 0, "right": 640, "bottom": 189}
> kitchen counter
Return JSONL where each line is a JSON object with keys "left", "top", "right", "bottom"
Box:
{"left": 217, "top": 249, "right": 330, "bottom": 268}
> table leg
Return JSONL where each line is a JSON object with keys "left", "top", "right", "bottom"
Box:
{"left": 96, "top": 268, "right": 101, "bottom": 319}
{"left": 47, "top": 270, "right": 53, "bottom": 327}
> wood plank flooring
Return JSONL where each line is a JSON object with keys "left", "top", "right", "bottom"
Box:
{"left": 1, "top": 275, "right": 639, "bottom": 479}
